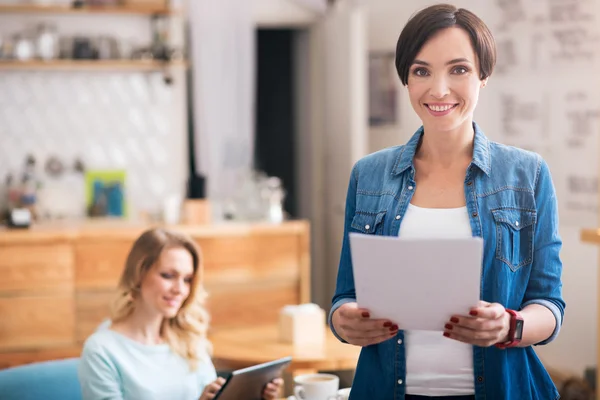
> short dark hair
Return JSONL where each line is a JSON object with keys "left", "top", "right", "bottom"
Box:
{"left": 395, "top": 4, "right": 496, "bottom": 86}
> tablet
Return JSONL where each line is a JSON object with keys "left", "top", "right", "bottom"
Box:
{"left": 213, "top": 356, "right": 292, "bottom": 400}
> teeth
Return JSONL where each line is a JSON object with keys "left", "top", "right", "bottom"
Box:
{"left": 428, "top": 104, "right": 454, "bottom": 112}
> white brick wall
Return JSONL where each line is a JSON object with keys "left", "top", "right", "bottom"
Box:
{"left": 0, "top": 69, "right": 188, "bottom": 217}
{"left": 0, "top": 11, "right": 188, "bottom": 218}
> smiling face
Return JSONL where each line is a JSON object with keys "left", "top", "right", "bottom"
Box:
{"left": 407, "top": 27, "right": 487, "bottom": 134}
{"left": 138, "top": 246, "right": 195, "bottom": 319}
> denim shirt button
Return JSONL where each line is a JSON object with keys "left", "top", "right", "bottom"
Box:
{"left": 472, "top": 212, "right": 478, "bottom": 217}
{"left": 408, "top": 186, "right": 414, "bottom": 190}
{"left": 467, "top": 181, "right": 473, "bottom": 186}
{"left": 397, "top": 339, "right": 402, "bottom": 344}
{"left": 365, "top": 224, "right": 370, "bottom": 231}
{"left": 395, "top": 215, "right": 401, "bottom": 220}
{"left": 397, "top": 379, "right": 403, "bottom": 385}
{"left": 477, "top": 376, "right": 484, "bottom": 383}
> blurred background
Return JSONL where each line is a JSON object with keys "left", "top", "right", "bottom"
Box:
{"left": 0, "top": 0, "right": 598, "bottom": 397}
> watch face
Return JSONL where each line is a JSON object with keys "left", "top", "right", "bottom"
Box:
{"left": 514, "top": 319, "right": 524, "bottom": 340}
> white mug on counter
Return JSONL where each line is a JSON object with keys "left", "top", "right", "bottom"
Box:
{"left": 293, "top": 373, "right": 340, "bottom": 400}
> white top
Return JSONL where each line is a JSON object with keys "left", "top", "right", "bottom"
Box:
{"left": 399, "top": 203, "right": 475, "bottom": 396}
{"left": 78, "top": 328, "right": 217, "bottom": 400}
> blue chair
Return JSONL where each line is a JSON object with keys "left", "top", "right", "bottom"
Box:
{"left": 0, "top": 358, "right": 81, "bottom": 400}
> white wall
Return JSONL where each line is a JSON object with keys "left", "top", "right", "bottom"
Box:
{"left": 294, "top": 1, "right": 369, "bottom": 309}
{"left": 254, "top": 0, "right": 322, "bottom": 27}
{"left": 367, "top": 1, "right": 421, "bottom": 153}
{"left": 366, "top": 0, "right": 598, "bottom": 376}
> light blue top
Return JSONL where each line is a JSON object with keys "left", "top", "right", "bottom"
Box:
{"left": 78, "top": 328, "right": 217, "bottom": 400}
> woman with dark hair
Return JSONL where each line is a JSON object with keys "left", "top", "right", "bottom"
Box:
{"left": 329, "top": 4, "right": 564, "bottom": 400}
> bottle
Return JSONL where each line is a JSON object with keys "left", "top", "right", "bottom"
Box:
{"left": 6, "top": 173, "right": 21, "bottom": 211}
{"left": 6, "top": 172, "right": 31, "bottom": 229}
{"left": 265, "top": 177, "right": 286, "bottom": 223}
{"left": 20, "top": 155, "right": 39, "bottom": 220}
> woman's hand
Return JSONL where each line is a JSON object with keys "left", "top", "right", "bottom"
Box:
{"left": 443, "top": 301, "right": 510, "bottom": 347}
{"left": 262, "top": 377, "right": 284, "bottom": 400}
{"left": 332, "top": 302, "right": 398, "bottom": 347}
{"left": 199, "top": 377, "right": 226, "bottom": 400}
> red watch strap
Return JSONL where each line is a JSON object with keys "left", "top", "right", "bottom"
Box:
{"left": 495, "top": 309, "right": 523, "bottom": 349}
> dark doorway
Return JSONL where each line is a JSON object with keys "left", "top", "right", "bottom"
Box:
{"left": 255, "top": 29, "right": 297, "bottom": 218}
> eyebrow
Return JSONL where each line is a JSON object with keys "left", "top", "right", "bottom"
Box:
{"left": 162, "top": 267, "right": 193, "bottom": 276}
{"left": 412, "top": 58, "right": 472, "bottom": 66}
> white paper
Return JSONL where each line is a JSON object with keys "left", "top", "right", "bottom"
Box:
{"left": 349, "top": 233, "right": 483, "bottom": 331}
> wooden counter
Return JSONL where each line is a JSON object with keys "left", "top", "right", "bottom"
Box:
{"left": 0, "top": 220, "right": 310, "bottom": 369}
{"left": 210, "top": 325, "right": 360, "bottom": 375}
{"left": 0, "top": 219, "right": 310, "bottom": 244}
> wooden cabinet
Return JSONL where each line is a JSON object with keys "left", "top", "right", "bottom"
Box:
{"left": 0, "top": 244, "right": 74, "bottom": 293}
{"left": 0, "top": 295, "right": 75, "bottom": 350}
{"left": 0, "top": 220, "right": 310, "bottom": 369}
{"left": 74, "top": 241, "right": 134, "bottom": 290}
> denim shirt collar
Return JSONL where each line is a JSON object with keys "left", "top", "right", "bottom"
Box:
{"left": 392, "top": 121, "right": 492, "bottom": 177}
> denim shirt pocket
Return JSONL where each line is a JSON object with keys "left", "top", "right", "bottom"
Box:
{"left": 351, "top": 211, "right": 386, "bottom": 235}
{"left": 492, "top": 208, "right": 536, "bottom": 271}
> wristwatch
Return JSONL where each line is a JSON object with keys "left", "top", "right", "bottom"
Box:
{"left": 495, "top": 309, "right": 524, "bottom": 349}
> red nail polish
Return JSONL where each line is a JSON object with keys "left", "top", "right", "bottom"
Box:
{"left": 390, "top": 324, "right": 398, "bottom": 331}
{"left": 450, "top": 317, "right": 459, "bottom": 323}
{"left": 362, "top": 312, "right": 370, "bottom": 318}
{"left": 469, "top": 310, "right": 478, "bottom": 316}
{"left": 443, "top": 332, "right": 450, "bottom": 337}
{"left": 383, "top": 322, "right": 392, "bottom": 328}
{"left": 444, "top": 323, "right": 453, "bottom": 330}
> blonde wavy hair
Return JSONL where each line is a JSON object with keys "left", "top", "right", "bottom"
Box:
{"left": 111, "top": 228, "right": 211, "bottom": 370}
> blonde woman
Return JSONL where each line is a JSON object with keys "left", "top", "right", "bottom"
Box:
{"left": 78, "top": 228, "right": 283, "bottom": 400}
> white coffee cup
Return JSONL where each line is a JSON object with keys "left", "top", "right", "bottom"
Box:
{"left": 294, "top": 373, "right": 339, "bottom": 400}
{"left": 337, "top": 388, "right": 351, "bottom": 400}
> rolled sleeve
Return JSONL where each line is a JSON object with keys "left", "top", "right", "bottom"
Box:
{"left": 521, "top": 299, "right": 562, "bottom": 345}
{"left": 328, "top": 297, "right": 356, "bottom": 343}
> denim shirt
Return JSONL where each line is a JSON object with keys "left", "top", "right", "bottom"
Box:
{"left": 329, "top": 123, "right": 565, "bottom": 400}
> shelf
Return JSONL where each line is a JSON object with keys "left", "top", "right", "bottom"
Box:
{"left": 0, "top": 4, "right": 179, "bottom": 16}
{"left": 0, "top": 59, "right": 187, "bottom": 71}
{"left": 581, "top": 228, "right": 600, "bottom": 245}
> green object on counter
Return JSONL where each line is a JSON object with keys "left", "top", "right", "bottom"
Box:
{"left": 84, "top": 169, "right": 127, "bottom": 218}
